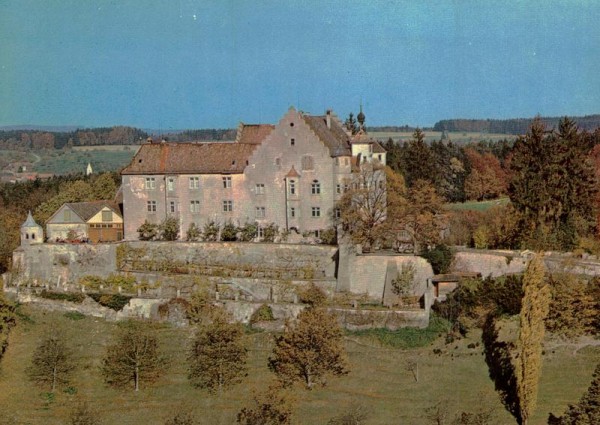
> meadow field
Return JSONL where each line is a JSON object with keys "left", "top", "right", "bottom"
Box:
{"left": 0, "top": 306, "right": 596, "bottom": 424}
{"left": 31, "top": 146, "right": 139, "bottom": 175}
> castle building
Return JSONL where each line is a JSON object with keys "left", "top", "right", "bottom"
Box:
{"left": 120, "top": 107, "right": 386, "bottom": 240}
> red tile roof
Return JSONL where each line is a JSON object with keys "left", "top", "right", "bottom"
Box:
{"left": 301, "top": 114, "right": 352, "bottom": 157}
{"left": 121, "top": 142, "right": 257, "bottom": 175}
{"left": 236, "top": 124, "right": 275, "bottom": 145}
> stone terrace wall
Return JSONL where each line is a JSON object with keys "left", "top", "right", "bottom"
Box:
{"left": 338, "top": 245, "right": 434, "bottom": 301}
{"left": 11, "top": 241, "right": 338, "bottom": 289}
{"left": 12, "top": 243, "right": 118, "bottom": 286}
{"left": 451, "top": 248, "right": 600, "bottom": 278}
{"left": 117, "top": 241, "right": 338, "bottom": 280}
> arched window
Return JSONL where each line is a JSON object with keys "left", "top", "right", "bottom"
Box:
{"left": 311, "top": 180, "right": 321, "bottom": 195}
{"left": 25, "top": 233, "right": 29, "bottom": 239}
{"left": 31, "top": 233, "right": 36, "bottom": 240}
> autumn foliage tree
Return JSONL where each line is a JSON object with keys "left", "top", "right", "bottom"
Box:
{"left": 464, "top": 148, "right": 508, "bottom": 200}
{"left": 26, "top": 328, "right": 76, "bottom": 392}
{"left": 101, "top": 320, "right": 167, "bottom": 391}
{"left": 336, "top": 164, "right": 405, "bottom": 249}
{"left": 237, "top": 384, "right": 295, "bottom": 425}
{"left": 516, "top": 254, "right": 551, "bottom": 425}
{"left": 188, "top": 315, "right": 248, "bottom": 392}
{"left": 269, "top": 307, "right": 348, "bottom": 389}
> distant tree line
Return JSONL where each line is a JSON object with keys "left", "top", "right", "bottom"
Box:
{"left": 0, "top": 127, "right": 239, "bottom": 150}
{"left": 433, "top": 114, "right": 600, "bottom": 134}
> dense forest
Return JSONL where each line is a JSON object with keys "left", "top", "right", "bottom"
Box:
{"left": 433, "top": 114, "right": 600, "bottom": 134}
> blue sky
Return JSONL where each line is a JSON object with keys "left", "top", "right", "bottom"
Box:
{"left": 1, "top": 0, "right": 599, "bottom": 129}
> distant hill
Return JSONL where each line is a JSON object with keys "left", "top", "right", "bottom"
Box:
{"left": 433, "top": 114, "right": 600, "bottom": 135}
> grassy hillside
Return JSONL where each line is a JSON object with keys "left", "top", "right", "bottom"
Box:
{"left": 0, "top": 307, "right": 597, "bottom": 424}
{"left": 369, "top": 131, "right": 514, "bottom": 145}
{"left": 31, "top": 146, "right": 139, "bottom": 175}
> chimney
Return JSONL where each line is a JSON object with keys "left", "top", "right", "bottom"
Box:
{"left": 326, "top": 109, "right": 332, "bottom": 129}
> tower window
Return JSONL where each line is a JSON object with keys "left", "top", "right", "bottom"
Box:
{"left": 289, "top": 180, "right": 296, "bottom": 195}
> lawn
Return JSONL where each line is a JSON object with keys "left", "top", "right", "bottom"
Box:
{"left": 0, "top": 306, "right": 596, "bottom": 424}
{"left": 446, "top": 198, "right": 510, "bottom": 212}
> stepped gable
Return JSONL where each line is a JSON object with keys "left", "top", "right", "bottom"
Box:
{"left": 121, "top": 142, "right": 257, "bottom": 175}
{"left": 65, "top": 200, "right": 121, "bottom": 221}
{"left": 235, "top": 123, "right": 275, "bottom": 145}
{"left": 301, "top": 113, "right": 352, "bottom": 157}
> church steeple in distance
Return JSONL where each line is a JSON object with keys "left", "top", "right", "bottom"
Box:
{"left": 357, "top": 103, "right": 366, "bottom": 130}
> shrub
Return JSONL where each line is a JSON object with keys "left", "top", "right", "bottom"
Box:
{"left": 421, "top": 244, "right": 454, "bottom": 275}
{"left": 64, "top": 311, "right": 86, "bottom": 321}
{"left": 159, "top": 216, "right": 179, "bottom": 241}
{"left": 203, "top": 221, "right": 220, "bottom": 241}
{"left": 79, "top": 275, "right": 104, "bottom": 291}
{"left": 39, "top": 290, "right": 86, "bottom": 304}
{"left": 88, "top": 293, "right": 132, "bottom": 311}
{"left": 261, "top": 223, "right": 279, "bottom": 243}
{"left": 238, "top": 222, "right": 258, "bottom": 242}
{"left": 137, "top": 220, "right": 159, "bottom": 241}
{"left": 221, "top": 221, "right": 238, "bottom": 241}
{"left": 186, "top": 223, "right": 202, "bottom": 242}
{"left": 250, "top": 304, "right": 275, "bottom": 324}
{"left": 298, "top": 283, "right": 327, "bottom": 306}
{"left": 319, "top": 227, "right": 337, "bottom": 245}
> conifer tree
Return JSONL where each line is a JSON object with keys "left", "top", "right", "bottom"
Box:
{"left": 557, "top": 362, "right": 600, "bottom": 424}
{"left": 516, "top": 254, "right": 551, "bottom": 425}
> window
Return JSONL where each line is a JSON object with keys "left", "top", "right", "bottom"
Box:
{"left": 145, "top": 177, "right": 156, "bottom": 190}
{"left": 290, "top": 207, "right": 296, "bottom": 218}
{"left": 344, "top": 184, "right": 349, "bottom": 193}
{"left": 275, "top": 157, "right": 281, "bottom": 168}
{"left": 257, "top": 227, "right": 265, "bottom": 238}
{"left": 335, "top": 208, "right": 341, "bottom": 219}
{"left": 288, "top": 179, "right": 296, "bottom": 195}
{"left": 335, "top": 157, "right": 340, "bottom": 166}
{"left": 378, "top": 154, "right": 382, "bottom": 162}
{"left": 189, "top": 177, "right": 200, "bottom": 189}
{"left": 223, "top": 200, "right": 233, "bottom": 212}
{"left": 255, "top": 206, "right": 266, "bottom": 219}
{"left": 147, "top": 201, "right": 157, "bottom": 213}
{"left": 290, "top": 138, "right": 295, "bottom": 146}
{"left": 311, "top": 180, "right": 321, "bottom": 195}
{"left": 255, "top": 183, "right": 265, "bottom": 195}
{"left": 169, "top": 201, "right": 176, "bottom": 213}
{"left": 31, "top": 233, "right": 35, "bottom": 239}
{"left": 190, "top": 200, "right": 200, "bottom": 213}
{"left": 102, "top": 210, "right": 112, "bottom": 222}
{"left": 379, "top": 180, "right": 384, "bottom": 189}
{"left": 167, "top": 177, "right": 175, "bottom": 191}
{"left": 315, "top": 230, "right": 321, "bottom": 238}
{"left": 64, "top": 210, "right": 71, "bottom": 221}
{"left": 222, "top": 176, "right": 232, "bottom": 189}
{"left": 311, "top": 207, "right": 321, "bottom": 217}
{"left": 301, "top": 155, "right": 314, "bottom": 170}
{"left": 369, "top": 144, "right": 373, "bottom": 153}
{"left": 336, "top": 184, "right": 341, "bottom": 194}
